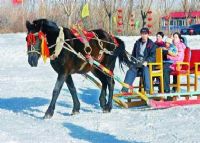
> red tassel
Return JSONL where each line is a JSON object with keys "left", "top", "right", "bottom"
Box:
{"left": 44, "top": 39, "right": 49, "bottom": 57}
{"left": 27, "top": 33, "right": 36, "bottom": 47}
{"left": 38, "top": 31, "right": 49, "bottom": 60}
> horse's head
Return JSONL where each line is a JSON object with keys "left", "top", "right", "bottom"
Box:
{"left": 25, "top": 19, "right": 59, "bottom": 67}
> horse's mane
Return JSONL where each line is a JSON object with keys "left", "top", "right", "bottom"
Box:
{"left": 33, "top": 19, "right": 59, "bottom": 32}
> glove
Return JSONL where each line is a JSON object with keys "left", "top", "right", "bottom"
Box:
{"left": 135, "top": 57, "right": 144, "bottom": 67}
{"left": 130, "top": 57, "right": 144, "bottom": 68}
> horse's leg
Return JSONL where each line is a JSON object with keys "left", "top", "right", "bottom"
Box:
{"left": 65, "top": 75, "right": 80, "bottom": 115}
{"left": 92, "top": 71, "right": 108, "bottom": 110}
{"left": 99, "top": 79, "right": 108, "bottom": 111}
{"left": 105, "top": 76, "right": 115, "bottom": 112}
{"left": 44, "top": 74, "right": 65, "bottom": 119}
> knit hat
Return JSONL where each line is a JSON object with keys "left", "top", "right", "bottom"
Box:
{"left": 165, "top": 38, "right": 173, "bottom": 44}
{"left": 140, "top": 27, "right": 149, "bottom": 34}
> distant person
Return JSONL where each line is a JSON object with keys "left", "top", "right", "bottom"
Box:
{"left": 121, "top": 27, "right": 156, "bottom": 94}
{"left": 155, "top": 31, "right": 165, "bottom": 47}
{"left": 154, "top": 31, "right": 165, "bottom": 86}
{"left": 163, "top": 38, "right": 178, "bottom": 62}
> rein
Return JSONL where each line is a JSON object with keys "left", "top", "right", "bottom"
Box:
{"left": 26, "top": 27, "right": 119, "bottom": 65}
{"left": 48, "top": 26, "right": 119, "bottom": 67}
{"left": 26, "top": 27, "right": 137, "bottom": 97}
{"left": 48, "top": 37, "right": 118, "bottom": 49}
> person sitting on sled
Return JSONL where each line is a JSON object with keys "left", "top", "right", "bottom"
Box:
{"left": 155, "top": 31, "right": 165, "bottom": 47}
{"left": 121, "top": 27, "right": 157, "bottom": 94}
{"left": 153, "top": 31, "right": 165, "bottom": 85}
{"left": 163, "top": 33, "right": 186, "bottom": 93}
{"left": 162, "top": 37, "right": 178, "bottom": 63}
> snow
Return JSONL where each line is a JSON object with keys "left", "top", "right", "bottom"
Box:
{"left": 0, "top": 33, "right": 200, "bottom": 143}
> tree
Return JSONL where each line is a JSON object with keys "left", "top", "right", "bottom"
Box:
{"left": 192, "top": 0, "right": 200, "bottom": 10}
{"left": 139, "top": 0, "right": 153, "bottom": 28}
{"left": 181, "top": 0, "right": 192, "bottom": 26}
{"left": 58, "top": 0, "right": 78, "bottom": 27}
{"left": 125, "top": 0, "right": 134, "bottom": 35}
{"left": 102, "top": 0, "right": 117, "bottom": 33}
{"left": 157, "top": 0, "right": 175, "bottom": 34}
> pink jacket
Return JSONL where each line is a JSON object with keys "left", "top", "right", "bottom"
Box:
{"left": 167, "top": 41, "right": 186, "bottom": 70}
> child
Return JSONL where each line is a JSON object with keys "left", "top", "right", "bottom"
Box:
{"left": 163, "top": 38, "right": 178, "bottom": 63}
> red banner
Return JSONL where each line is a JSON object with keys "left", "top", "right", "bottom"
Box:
{"left": 117, "top": 8, "right": 123, "bottom": 34}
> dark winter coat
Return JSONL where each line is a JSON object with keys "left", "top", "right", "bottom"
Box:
{"left": 131, "top": 38, "right": 157, "bottom": 63}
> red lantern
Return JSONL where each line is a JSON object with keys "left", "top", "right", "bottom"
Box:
{"left": 130, "top": 19, "right": 134, "bottom": 26}
{"left": 117, "top": 29, "right": 122, "bottom": 33}
{"left": 12, "top": 0, "right": 23, "bottom": 4}
{"left": 147, "top": 17, "right": 152, "bottom": 21}
{"left": 165, "top": 16, "right": 170, "bottom": 21}
{"left": 117, "top": 21, "right": 123, "bottom": 26}
{"left": 147, "top": 24, "right": 152, "bottom": 28}
{"left": 117, "top": 8, "right": 122, "bottom": 13}
{"left": 118, "top": 15, "right": 123, "bottom": 19}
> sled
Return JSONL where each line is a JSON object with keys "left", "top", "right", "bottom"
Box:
{"left": 113, "top": 92, "right": 147, "bottom": 108}
{"left": 114, "top": 91, "right": 200, "bottom": 109}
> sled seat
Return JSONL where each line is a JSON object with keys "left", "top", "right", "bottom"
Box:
{"left": 170, "top": 48, "right": 191, "bottom": 92}
{"left": 189, "top": 49, "right": 200, "bottom": 91}
{"left": 148, "top": 48, "right": 164, "bottom": 94}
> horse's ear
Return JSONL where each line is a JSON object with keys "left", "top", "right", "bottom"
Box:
{"left": 26, "top": 21, "right": 32, "bottom": 30}
{"left": 33, "top": 19, "right": 46, "bottom": 31}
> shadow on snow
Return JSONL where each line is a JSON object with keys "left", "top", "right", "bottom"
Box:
{"left": 64, "top": 122, "right": 144, "bottom": 143}
{"left": 0, "top": 97, "right": 49, "bottom": 118}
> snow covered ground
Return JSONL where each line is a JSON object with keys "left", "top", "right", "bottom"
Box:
{"left": 0, "top": 33, "right": 200, "bottom": 143}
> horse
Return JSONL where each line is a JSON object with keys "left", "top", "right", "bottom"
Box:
{"left": 25, "top": 19, "right": 130, "bottom": 119}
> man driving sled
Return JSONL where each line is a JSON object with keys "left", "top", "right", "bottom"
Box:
{"left": 121, "top": 28, "right": 156, "bottom": 94}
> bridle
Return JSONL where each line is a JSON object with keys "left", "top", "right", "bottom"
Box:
{"left": 26, "top": 31, "right": 47, "bottom": 55}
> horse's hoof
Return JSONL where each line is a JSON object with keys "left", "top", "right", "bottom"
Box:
{"left": 43, "top": 114, "right": 53, "bottom": 119}
{"left": 43, "top": 111, "right": 54, "bottom": 119}
{"left": 103, "top": 110, "right": 109, "bottom": 113}
{"left": 102, "top": 109, "right": 111, "bottom": 113}
{"left": 71, "top": 111, "right": 80, "bottom": 116}
{"left": 102, "top": 105, "right": 112, "bottom": 113}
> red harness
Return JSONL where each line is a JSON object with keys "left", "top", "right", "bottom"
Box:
{"left": 26, "top": 31, "right": 47, "bottom": 46}
{"left": 70, "top": 28, "right": 95, "bottom": 43}
{"left": 110, "top": 34, "right": 119, "bottom": 47}
{"left": 26, "top": 33, "right": 36, "bottom": 47}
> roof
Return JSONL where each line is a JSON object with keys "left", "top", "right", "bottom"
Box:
{"left": 163, "top": 11, "right": 200, "bottom": 19}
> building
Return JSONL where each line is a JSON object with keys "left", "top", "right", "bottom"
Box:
{"left": 161, "top": 11, "right": 200, "bottom": 32}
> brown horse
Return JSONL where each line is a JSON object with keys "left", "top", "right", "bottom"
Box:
{"left": 26, "top": 19, "right": 130, "bottom": 119}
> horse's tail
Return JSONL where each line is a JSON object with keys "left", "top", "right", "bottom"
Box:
{"left": 113, "top": 37, "right": 131, "bottom": 71}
